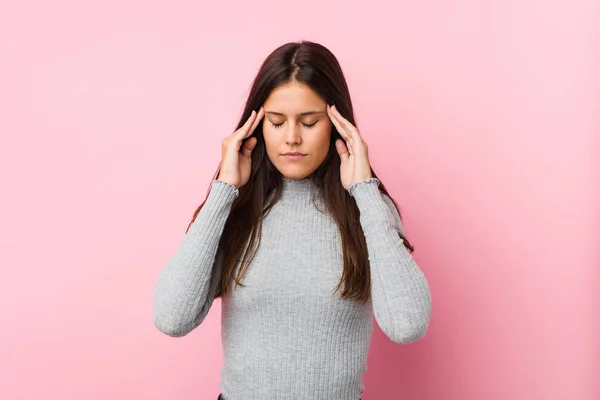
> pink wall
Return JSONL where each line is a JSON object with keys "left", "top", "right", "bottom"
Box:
{"left": 1, "top": 1, "right": 597, "bottom": 399}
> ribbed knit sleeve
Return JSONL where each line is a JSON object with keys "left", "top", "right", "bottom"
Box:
{"left": 348, "top": 178, "right": 432, "bottom": 344}
{"left": 153, "top": 180, "right": 239, "bottom": 337}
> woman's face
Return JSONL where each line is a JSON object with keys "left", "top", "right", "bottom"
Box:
{"left": 262, "top": 81, "right": 332, "bottom": 180}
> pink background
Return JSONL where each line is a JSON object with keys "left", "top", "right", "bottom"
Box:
{"left": 1, "top": 1, "right": 597, "bottom": 399}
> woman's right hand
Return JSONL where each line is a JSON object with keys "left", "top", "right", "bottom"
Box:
{"left": 217, "top": 107, "right": 264, "bottom": 189}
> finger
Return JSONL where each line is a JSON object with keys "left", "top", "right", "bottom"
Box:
{"left": 235, "top": 109, "right": 257, "bottom": 139}
{"left": 327, "top": 105, "right": 351, "bottom": 142}
{"left": 328, "top": 106, "right": 355, "bottom": 154}
{"left": 330, "top": 104, "right": 354, "bottom": 132}
{"left": 240, "top": 137, "right": 258, "bottom": 158}
{"left": 335, "top": 139, "right": 350, "bottom": 163}
{"left": 331, "top": 105, "right": 361, "bottom": 140}
{"left": 246, "top": 106, "right": 264, "bottom": 138}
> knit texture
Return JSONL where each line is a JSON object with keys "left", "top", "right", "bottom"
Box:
{"left": 153, "top": 177, "right": 432, "bottom": 400}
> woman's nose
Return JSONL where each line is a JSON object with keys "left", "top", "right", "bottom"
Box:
{"left": 285, "top": 124, "right": 301, "bottom": 145}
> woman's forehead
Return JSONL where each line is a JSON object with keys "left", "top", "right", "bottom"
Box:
{"left": 263, "top": 82, "right": 325, "bottom": 112}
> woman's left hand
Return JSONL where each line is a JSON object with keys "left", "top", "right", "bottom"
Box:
{"left": 327, "top": 104, "right": 373, "bottom": 190}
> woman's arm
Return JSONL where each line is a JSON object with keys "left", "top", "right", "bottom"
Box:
{"left": 153, "top": 180, "right": 238, "bottom": 337}
{"left": 349, "top": 178, "right": 432, "bottom": 344}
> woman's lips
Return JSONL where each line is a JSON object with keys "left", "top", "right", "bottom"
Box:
{"left": 281, "top": 153, "right": 306, "bottom": 160}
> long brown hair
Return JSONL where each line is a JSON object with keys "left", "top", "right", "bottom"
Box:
{"left": 187, "top": 40, "right": 414, "bottom": 304}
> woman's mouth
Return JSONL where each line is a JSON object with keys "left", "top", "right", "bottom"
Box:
{"left": 281, "top": 153, "right": 307, "bottom": 160}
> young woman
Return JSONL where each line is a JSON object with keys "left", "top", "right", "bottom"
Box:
{"left": 153, "top": 40, "right": 432, "bottom": 400}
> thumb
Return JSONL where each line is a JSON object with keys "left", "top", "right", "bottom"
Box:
{"left": 335, "top": 139, "right": 349, "bottom": 164}
{"left": 240, "top": 137, "right": 258, "bottom": 158}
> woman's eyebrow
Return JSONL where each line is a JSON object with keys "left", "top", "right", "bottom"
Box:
{"left": 265, "top": 111, "right": 324, "bottom": 116}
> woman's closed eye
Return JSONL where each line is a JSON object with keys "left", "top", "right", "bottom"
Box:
{"left": 270, "top": 120, "right": 318, "bottom": 129}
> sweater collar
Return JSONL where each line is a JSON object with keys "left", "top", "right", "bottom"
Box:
{"left": 281, "top": 177, "right": 314, "bottom": 196}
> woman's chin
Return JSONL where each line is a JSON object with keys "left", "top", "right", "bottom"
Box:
{"left": 277, "top": 165, "right": 312, "bottom": 180}
{"left": 280, "top": 170, "right": 313, "bottom": 180}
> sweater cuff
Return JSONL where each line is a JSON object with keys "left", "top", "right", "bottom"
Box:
{"left": 348, "top": 178, "right": 391, "bottom": 226}
{"left": 348, "top": 177, "right": 381, "bottom": 198}
{"left": 212, "top": 179, "right": 239, "bottom": 196}
{"left": 208, "top": 179, "right": 239, "bottom": 204}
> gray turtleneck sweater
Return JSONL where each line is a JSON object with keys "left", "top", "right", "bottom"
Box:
{"left": 153, "top": 177, "right": 432, "bottom": 400}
